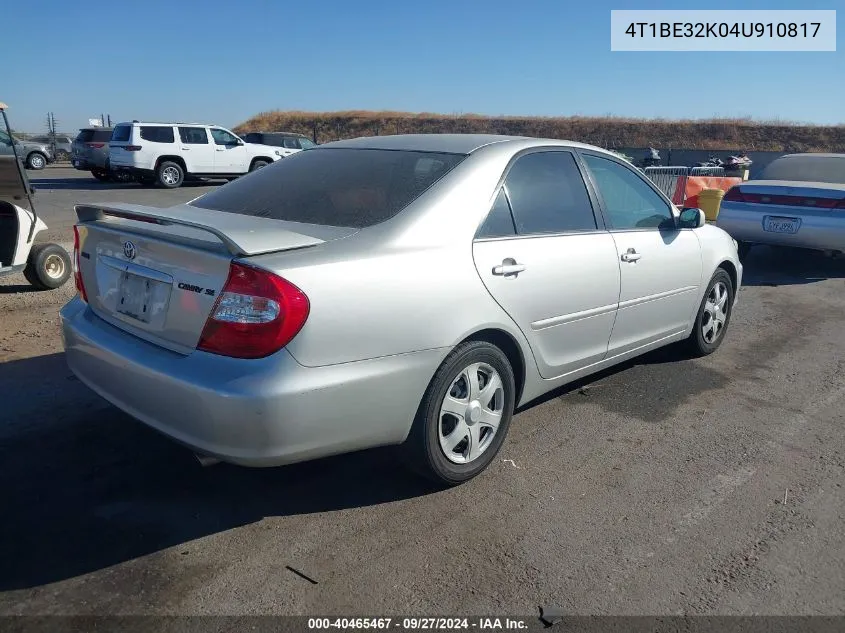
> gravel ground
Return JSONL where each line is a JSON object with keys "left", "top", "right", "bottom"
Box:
{"left": 1, "top": 168, "right": 844, "bottom": 616}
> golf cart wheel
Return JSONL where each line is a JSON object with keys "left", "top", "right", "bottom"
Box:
{"left": 157, "top": 161, "right": 184, "bottom": 188}
{"left": 27, "top": 152, "right": 47, "bottom": 170}
{"left": 23, "top": 244, "right": 72, "bottom": 290}
{"left": 91, "top": 169, "right": 111, "bottom": 182}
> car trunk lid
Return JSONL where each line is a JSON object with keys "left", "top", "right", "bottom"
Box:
{"left": 725, "top": 180, "right": 845, "bottom": 211}
{"left": 74, "top": 202, "right": 357, "bottom": 354}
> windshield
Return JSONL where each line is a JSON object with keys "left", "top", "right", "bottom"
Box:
{"left": 760, "top": 155, "right": 845, "bottom": 185}
{"left": 190, "top": 148, "right": 465, "bottom": 228}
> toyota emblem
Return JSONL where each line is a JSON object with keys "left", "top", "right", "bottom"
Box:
{"left": 123, "top": 240, "right": 137, "bottom": 260}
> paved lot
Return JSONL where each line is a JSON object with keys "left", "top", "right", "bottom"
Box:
{"left": 1, "top": 168, "right": 844, "bottom": 616}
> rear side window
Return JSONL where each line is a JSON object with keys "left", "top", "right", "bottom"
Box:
{"left": 477, "top": 189, "right": 516, "bottom": 238}
{"left": 140, "top": 126, "right": 175, "bottom": 143}
{"left": 111, "top": 125, "right": 131, "bottom": 143}
{"left": 191, "top": 148, "right": 466, "bottom": 228}
{"left": 243, "top": 133, "right": 266, "bottom": 144}
{"left": 504, "top": 151, "right": 597, "bottom": 235}
{"left": 179, "top": 127, "right": 209, "bottom": 144}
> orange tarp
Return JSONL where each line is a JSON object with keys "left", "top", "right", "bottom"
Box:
{"left": 672, "top": 176, "right": 743, "bottom": 207}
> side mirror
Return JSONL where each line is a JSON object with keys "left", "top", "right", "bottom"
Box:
{"left": 679, "top": 207, "right": 706, "bottom": 229}
{"left": 233, "top": 139, "right": 244, "bottom": 146}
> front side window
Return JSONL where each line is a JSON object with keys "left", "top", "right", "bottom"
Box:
{"left": 299, "top": 138, "right": 316, "bottom": 149}
{"left": 503, "top": 151, "right": 597, "bottom": 235}
{"left": 210, "top": 128, "right": 240, "bottom": 145}
{"left": 582, "top": 154, "right": 674, "bottom": 230}
{"left": 283, "top": 137, "right": 300, "bottom": 149}
{"left": 191, "top": 148, "right": 465, "bottom": 229}
{"left": 179, "top": 127, "right": 209, "bottom": 144}
{"left": 0, "top": 130, "right": 11, "bottom": 145}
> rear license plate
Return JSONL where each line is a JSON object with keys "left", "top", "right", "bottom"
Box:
{"left": 763, "top": 216, "right": 800, "bottom": 234}
{"left": 116, "top": 272, "right": 156, "bottom": 323}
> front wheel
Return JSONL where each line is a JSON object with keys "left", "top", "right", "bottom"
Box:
{"left": 27, "top": 152, "right": 47, "bottom": 170}
{"left": 23, "top": 244, "right": 72, "bottom": 290}
{"left": 403, "top": 340, "right": 516, "bottom": 486}
{"left": 157, "top": 161, "right": 184, "bottom": 188}
{"left": 685, "top": 269, "right": 734, "bottom": 357}
{"left": 250, "top": 159, "right": 270, "bottom": 171}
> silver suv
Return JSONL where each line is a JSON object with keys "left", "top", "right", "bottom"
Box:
{"left": 71, "top": 127, "right": 114, "bottom": 181}
{"left": 0, "top": 130, "right": 54, "bottom": 170}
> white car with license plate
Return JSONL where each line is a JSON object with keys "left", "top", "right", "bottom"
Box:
{"left": 108, "top": 121, "right": 283, "bottom": 188}
{"left": 716, "top": 153, "right": 845, "bottom": 259}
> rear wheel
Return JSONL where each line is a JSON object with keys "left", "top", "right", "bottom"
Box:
{"left": 403, "top": 340, "right": 516, "bottom": 486}
{"left": 157, "top": 161, "right": 184, "bottom": 188}
{"left": 23, "top": 244, "right": 72, "bottom": 290}
{"left": 250, "top": 159, "right": 270, "bottom": 171}
{"left": 27, "top": 152, "right": 47, "bottom": 170}
{"left": 56, "top": 149, "right": 70, "bottom": 162}
{"left": 685, "top": 269, "right": 734, "bottom": 357}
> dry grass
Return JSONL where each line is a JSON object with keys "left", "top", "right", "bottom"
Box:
{"left": 235, "top": 110, "right": 845, "bottom": 152}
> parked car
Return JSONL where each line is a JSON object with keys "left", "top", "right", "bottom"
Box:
{"left": 62, "top": 134, "right": 742, "bottom": 485}
{"left": 71, "top": 127, "right": 114, "bottom": 181}
{"left": 716, "top": 153, "right": 845, "bottom": 259}
{"left": 0, "top": 129, "right": 54, "bottom": 170}
{"left": 29, "top": 134, "right": 74, "bottom": 161}
{"left": 242, "top": 131, "right": 316, "bottom": 157}
{"left": 108, "top": 121, "right": 284, "bottom": 188}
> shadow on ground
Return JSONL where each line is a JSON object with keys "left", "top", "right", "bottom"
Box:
{"left": 741, "top": 245, "right": 845, "bottom": 287}
{"left": 29, "top": 178, "right": 223, "bottom": 192}
{"left": 0, "top": 352, "right": 439, "bottom": 591}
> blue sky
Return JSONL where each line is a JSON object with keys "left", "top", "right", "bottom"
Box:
{"left": 2, "top": 0, "right": 841, "bottom": 133}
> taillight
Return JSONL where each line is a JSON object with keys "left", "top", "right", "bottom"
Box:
{"left": 85, "top": 143, "right": 105, "bottom": 149}
{"left": 197, "top": 262, "right": 309, "bottom": 359}
{"left": 123, "top": 145, "right": 142, "bottom": 151}
{"left": 723, "top": 187, "right": 745, "bottom": 202}
{"left": 72, "top": 225, "right": 88, "bottom": 303}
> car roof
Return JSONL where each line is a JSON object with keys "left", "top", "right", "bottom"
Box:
{"left": 116, "top": 122, "right": 223, "bottom": 127}
{"left": 317, "top": 133, "right": 613, "bottom": 155}
{"left": 778, "top": 153, "right": 845, "bottom": 159}
{"left": 250, "top": 131, "right": 309, "bottom": 137}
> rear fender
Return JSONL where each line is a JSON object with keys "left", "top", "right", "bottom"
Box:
{"left": 10, "top": 204, "right": 47, "bottom": 266}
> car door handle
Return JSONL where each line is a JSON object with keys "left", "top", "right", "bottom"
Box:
{"left": 216, "top": 148, "right": 225, "bottom": 151}
{"left": 620, "top": 248, "right": 641, "bottom": 263}
{"left": 492, "top": 261, "right": 526, "bottom": 276}
{"left": 181, "top": 147, "right": 190, "bottom": 150}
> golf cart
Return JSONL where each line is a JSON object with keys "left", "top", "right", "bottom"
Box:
{"left": 0, "top": 101, "right": 71, "bottom": 290}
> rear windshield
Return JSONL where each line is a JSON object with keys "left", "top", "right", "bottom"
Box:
{"left": 191, "top": 148, "right": 466, "bottom": 228}
{"left": 140, "top": 126, "right": 175, "bottom": 143}
{"left": 76, "top": 129, "right": 112, "bottom": 143}
{"left": 761, "top": 155, "right": 845, "bottom": 185}
{"left": 111, "top": 125, "right": 131, "bottom": 143}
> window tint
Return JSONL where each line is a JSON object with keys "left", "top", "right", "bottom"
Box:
{"left": 76, "top": 130, "right": 95, "bottom": 142}
{"left": 111, "top": 125, "right": 131, "bottom": 143}
{"left": 243, "top": 133, "right": 266, "bottom": 144}
{"left": 582, "top": 154, "right": 673, "bottom": 230}
{"left": 191, "top": 148, "right": 465, "bottom": 228}
{"left": 179, "top": 127, "right": 209, "bottom": 144}
{"left": 140, "top": 126, "right": 175, "bottom": 143}
{"left": 477, "top": 189, "right": 516, "bottom": 238}
{"left": 503, "top": 151, "right": 596, "bottom": 235}
{"left": 91, "top": 130, "right": 112, "bottom": 142}
{"left": 210, "top": 128, "right": 240, "bottom": 145}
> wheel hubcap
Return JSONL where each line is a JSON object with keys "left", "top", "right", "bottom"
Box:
{"left": 702, "top": 281, "right": 729, "bottom": 344}
{"left": 32, "top": 155, "right": 44, "bottom": 168}
{"left": 162, "top": 167, "right": 179, "bottom": 184}
{"left": 438, "top": 362, "right": 504, "bottom": 464}
{"left": 44, "top": 254, "right": 65, "bottom": 279}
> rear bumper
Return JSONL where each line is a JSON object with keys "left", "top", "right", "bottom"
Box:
{"left": 60, "top": 297, "right": 444, "bottom": 467}
{"left": 717, "top": 203, "right": 845, "bottom": 252}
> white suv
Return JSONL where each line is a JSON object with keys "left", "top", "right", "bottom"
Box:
{"left": 108, "top": 121, "right": 283, "bottom": 188}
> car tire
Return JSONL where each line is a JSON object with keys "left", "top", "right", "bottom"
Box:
{"left": 403, "top": 340, "right": 516, "bottom": 486}
{"left": 156, "top": 161, "right": 184, "bottom": 188}
{"left": 250, "top": 159, "right": 270, "bottom": 171}
{"left": 737, "top": 241, "right": 752, "bottom": 261}
{"left": 27, "top": 152, "right": 47, "bottom": 170}
{"left": 23, "top": 244, "right": 72, "bottom": 290}
{"left": 56, "top": 150, "right": 70, "bottom": 162}
{"left": 91, "top": 169, "right": 111, "bottom": 182}
{"left": 685, "top": 268, "right": 734, "bottom": 358}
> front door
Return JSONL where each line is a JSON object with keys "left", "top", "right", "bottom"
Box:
{"left": 210, "top": 128, "right": 248, "bottom": 174}
{"left": 580, "top": 152, "right": 703, "bottom": 357}
{"left": 178, "top": 126, "right": 215, "bottom": 174}
{"left": 472, "top": 150, "right": 621, "bottom": 379}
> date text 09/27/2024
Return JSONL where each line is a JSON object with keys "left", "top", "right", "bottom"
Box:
{"left": 307, "top": 618, "right": 529, "bottom": 630}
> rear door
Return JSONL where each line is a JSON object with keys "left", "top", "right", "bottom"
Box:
{"left": 472, "top": 149, "right": 621, "bottom": 379}
{"left": 580, "top": 152, "right": 702, "bottom": 357}
{"left": 178, "top": 126, "right": 214, "bottom": 173}
{"left": 210, "top": 127, "right": 248, "bottom": 173}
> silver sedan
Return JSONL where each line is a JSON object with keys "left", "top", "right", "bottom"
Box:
{"left": 61, "top": 134, "right": 743, "bottom": 485}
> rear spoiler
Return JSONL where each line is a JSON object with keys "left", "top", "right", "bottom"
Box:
{"left": 75, "top": 202, "right": 356, "bottom": 257}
